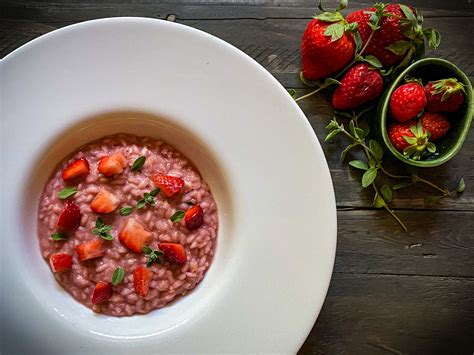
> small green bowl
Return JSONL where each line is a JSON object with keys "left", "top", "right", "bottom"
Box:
{"left": 377, "top": 58, "right": 473, "bottom": 167}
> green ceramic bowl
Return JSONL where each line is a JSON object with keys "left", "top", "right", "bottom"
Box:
{"left": 377, "top": 58, "right": 473, "bottom": 167}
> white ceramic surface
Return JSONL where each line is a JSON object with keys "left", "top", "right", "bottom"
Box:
{"left": 0, "top": 18, "right": 337, "bottom": 354}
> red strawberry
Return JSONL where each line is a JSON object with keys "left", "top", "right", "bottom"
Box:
{"left": 90, "top": 189, "right": 120, "bottom": 213}
{"left": 425, "top": 78, "right": 465, "bottom": 113}
{"left": 331, "top": 63, "right": 384, "bottom": 110}
{"left": 159, "top": 243, "right": 187, "bottom": 264}
{"left": 119, "top": 219, "right": 152, "bottom": 253}
{"left": 98, "top": 152, "right": 127, "bottom": 177}
{"left": 184, "top": 204, "right": 204, "bottom": 231}
{"left": 347, "top": 4, "right": 412, "bottom": 67}
{"left": 76, "top": 239, "right": 105, "bottom": 261}
{"left": 91, "top": 281, "right": 113, "bottom": 304}
{"left": 301, "top": 17, "right": 355, "bottom": 80}
{"left": 390, "top": 81, "right": 427, "bottom": 122}
{"left": 49, "top": 253, "right": 73, "bottom": 273}
{"left": 388, "top": 120, "right": 435, "bottom": 160}
{"left": 56, "top": 200, "right": 81, "bottom": 231}
{"left": 420, "top": 112, "right": 450, "bottom": 141}
{"left": 133, "top": 266, "right": 152, "bottom": 297}
{"left": 152, "top": 174, "right": 184, "bottom": 197}
{"left": 62, "top": 158, "right": 90, "bottom": 181}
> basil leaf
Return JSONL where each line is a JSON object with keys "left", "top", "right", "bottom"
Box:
{"left": 58, "top": 187, "right": 77, "bottom": 200}
{"left": 170, "top": 210, "right": 185, "bottom": 222}
{"left": 51, "top": 233, "right": 67, "bottom": 241}
{"left": 112, "top": 267, "right": 125, "bottom": 286}
{"left": 119, "top": 207, "right": 133, "bottom": 216}
{"left": 131, "top": 156, "right": 146, "bottom": 172}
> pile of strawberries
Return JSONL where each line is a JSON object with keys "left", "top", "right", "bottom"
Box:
{"left": 388, "top": 77, "right": 465, "bottom": 160}
{"left": 300, "top": 1, "right": 440, "bottom": 111}
{"left": 50, "top": 152, "right": 204, "bottom": 305}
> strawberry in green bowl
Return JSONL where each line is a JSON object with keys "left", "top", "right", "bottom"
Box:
{"left": 377, "top": 58, "right": 473, "bottom": 167}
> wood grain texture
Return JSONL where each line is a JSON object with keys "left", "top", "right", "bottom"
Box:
{"left": 1, "top": 1, "right": 473, "bottom": 353}
{"left": 299, "top": 273, "right": 474, "bottom": 354}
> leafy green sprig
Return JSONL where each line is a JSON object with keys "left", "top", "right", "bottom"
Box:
{"left": 325, "top": 109, "right": 464, "bottom": 231}
{"left": 143, "top": 246, "right": 164, "bottom": 267}
{"left": 136, "top": 188, "right": 160, "bottom": 209}
{"left": 92, "top": 217, "right": 114, "bottom": 240}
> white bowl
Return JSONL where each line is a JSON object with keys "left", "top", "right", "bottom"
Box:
{"left": 0, "top": 17, "right": 337, "bottom": 353}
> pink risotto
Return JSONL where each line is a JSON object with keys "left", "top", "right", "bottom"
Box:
{"left": 37, "top": 134, "right": 218, "bottom": 316}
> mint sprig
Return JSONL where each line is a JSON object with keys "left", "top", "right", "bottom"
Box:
{"left": 136, "top": 189, "right": 160, "bottom": 209}
{"left": 143, "top": 246, "right": 164, "bottom": 267}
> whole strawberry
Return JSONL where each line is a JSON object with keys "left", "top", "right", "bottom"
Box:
{"left": 347, "top": 3, "right": 440, "bottom": 67}
{"left": 301, "top": 8, "right": 355, "bottom": 80}
{"left": 388, "top": 121, "right": 435, "bottom": 160}
{"left": 420, "top": 112, "right": 450, "bottom": 140}
{"left": 390, "top": 80, "right": 427, "bottom": 122}
{"left": 332, "top": 63, "right": 383, "bottom": 110}
{"left": 425, "top": 78, "right": 465, "bottom": 113}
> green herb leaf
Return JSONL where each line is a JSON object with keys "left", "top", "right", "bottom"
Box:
{"left": 325, "top": 129, "right": 341, "bottom": 142}
{"left": 426, "top": 142, "right": 436, "bottom": 154}
{"left": 323, "top": 77, "right": 341, "bottom": 87}
{"left": 112, "top": 267, "right": 125, "bottom": 286}
{"left": 58, "top": 187, "right": 77, "bottom": 200}
{"left": 362, "top": 55, "right": 383, "bottom": 69}
{"left": 358, "top": 120, "right": 371, "bottom": 137}
{"left": 143, "top": 246, "right": 153, "bottom": 254}
{"left": 136, "top": 199, "right": 147, "bottom": 209}
{"left": 344, "top": 22, "right": 358, "bottom": 33}
{"left": 456, "top": 178, "right": 465, "bottom": 193}
{"left": 51, "top": 233, "right": 67, "bottom": 241}
{"left": 170, "top": 210, "right": 185, "bottom": 222}
{"left": 380, "top": 185, "right": 393, "bottom": 203}
{"left": 349, "top": 120, "right": 357, "bottom": 137}
{"left": 287, "top": 88, "right": 297, "bottom": 99}
{"left": 354, "top": 127, "right": 366, "bottom": 139}
{"left": 131, "top": 156, "right": 146, "bottom": 172}
{"left": 362, "top": 168, "right": 378, "bottom": 188}
{"left": 386, "top": 40, "right": 413, "bottom": 55}
{"left": 373, "top": 193, "right": 386, "bottom": 208}
{"left": 369, "top": 12, "right": 380, "bottom": 30}
{"left": 149, "top": 188, "right": 160, "bottom": 197}
{"left": 143, "top": 246, "right": 164, "bottom": 267}
{"left": 349, "top": 160, "right": 368, "bottom": 170}
{"left": 326, "top": 118, "right": 342, "bottom": 130}
{"left": 340, "top": 144, "right": 357, "bottom": 162}
{"left": 353, "top": 31, "right": 363, "bottom": 52}
{"left": 336, "top": 0, "right": 348, "bottom": 12}
{"left": 119, "top": 207, "right": 134, "bottom": 216}
{"left": 92, "top": 217, "right": 114, "bottom": 240}
{"left": 393, "top": 181, "right": 415, "bottom": 190}
{"left": 300, "top": 71, "right": 320, "bottom": 87}
{"left": 369, "top": 140, "right": 384, "bottom": 161}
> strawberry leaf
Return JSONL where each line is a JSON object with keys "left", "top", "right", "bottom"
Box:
{"left": 386, "top": 40, "right": 413, "bottom": 55}
{"left": 349, "top": 160, "right": 368, "bottom": 170}
{"left": 400, "top": 4, "right": 417, "bottom": 23}
{"left": 403, "top": 136, "right": 418, "bottom": 145}
{"left": 426, "top": 142, "right": 436, "bottom": 154}
{"left": 336, "top": 0, "right": 348, "bottom": 12}
{"left": 324, "top": 23, "right": 345, "bottom": 42}
{"left": 353, "top": 31, "right": 362, "bottom": 52}
{"left": 423, "top": 28, "right": 441, "bottom": 49}
{"left": 315, "top": 12, "right": 344, "bottom": 23}
{"left": 362, "top": 55, "right": 383, "bottom": 69}
{"left": 362, "top": 168, "right": 378, "bottom": 188}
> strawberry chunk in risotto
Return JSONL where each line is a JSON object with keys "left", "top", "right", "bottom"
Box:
{"left": 37, "top": 134, "right": 219, "bottom": 316}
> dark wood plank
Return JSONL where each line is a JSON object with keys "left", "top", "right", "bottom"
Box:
{"left": 335, "top": 210, "right": 474, "bottom": 277}
{"left": 299, "top": 273, "right": 474, "bottom": 354}
{"left": 1, "top": 0, "right": 473, "bottom": 22}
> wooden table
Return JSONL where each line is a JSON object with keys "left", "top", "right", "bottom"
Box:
{"left": 1, "top": 1, "right": 473, "bottom": 353}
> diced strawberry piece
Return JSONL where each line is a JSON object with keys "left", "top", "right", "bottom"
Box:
{"left": 159, "top": 243, "right": 187, "bottom": 264}
{"left": 152, "top": 174, "right": 184, "bottom": 197}
{"left": 98, "top": 152, "right": 127, "bottom": 177}
{"left": 62, "top": 158, "right": 90, "bottom": 181}
{"left": 133, "top": 266, "right": 152, "bottom": 297}
{"left": 56, "top": 200, "right": 81, "bottom": 231}
{"left": 119, "top": 219, "right": 152, "bottom": 253}
{"left": 184, "top": 204, "right": 204, "bottom": 231}
{"left": 90, "top": 189, "right": 120, "bottom": 213}
{"left": 49, "top": 253, "right": 73, "bottom": 273}
{"left": 91, "top": 281, "right": 113, "bottom": 304}
{"left": 76, "top": 239, "right": 105, "bottom": 261}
